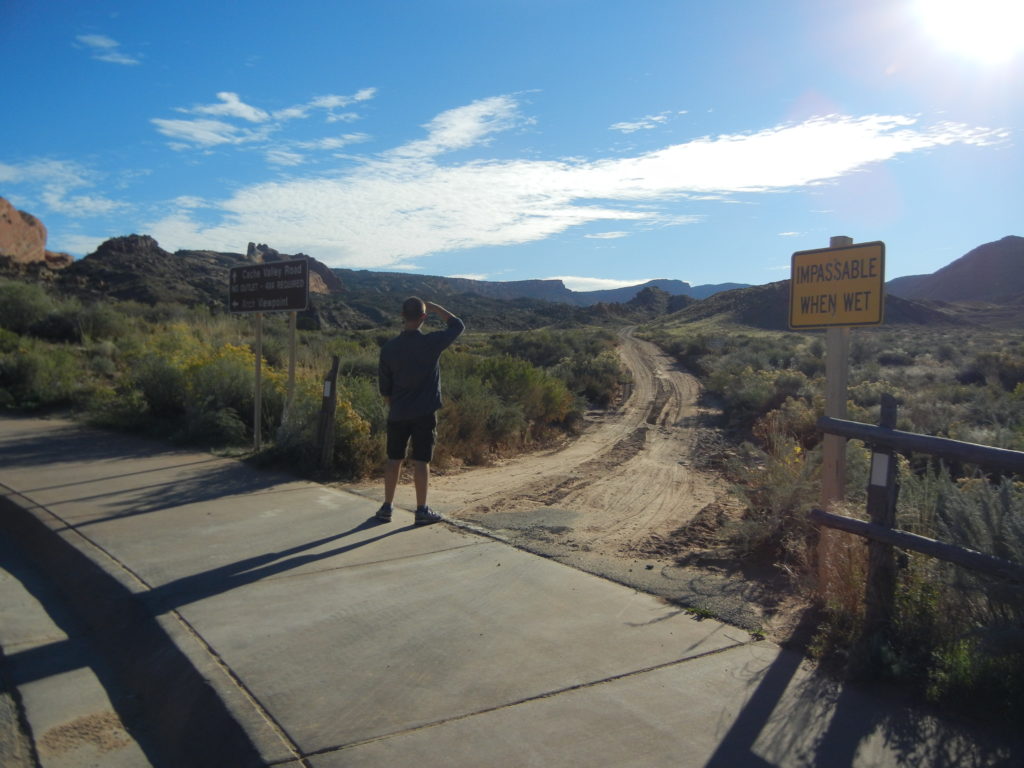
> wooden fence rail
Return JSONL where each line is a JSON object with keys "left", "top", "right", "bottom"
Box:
{"left": 812, "top": 393, "right": 1024, "bottom": 635}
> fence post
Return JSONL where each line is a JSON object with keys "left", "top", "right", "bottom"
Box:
{"left": 317, "top": 355, "right": 340, "bottom": 472}
{"left": 864, "top": 393, "right": 900, "bottom": 638}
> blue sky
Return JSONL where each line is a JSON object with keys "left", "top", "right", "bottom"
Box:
{"left": 2, "top": 0, "right": 1021, "bottom": 290}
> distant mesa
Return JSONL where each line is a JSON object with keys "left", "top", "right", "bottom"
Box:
{"left": 0, "top": 196, "right": 72, "bottom": 269}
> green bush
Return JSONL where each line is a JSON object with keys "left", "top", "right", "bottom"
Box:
{"left": 0, "top": 281, "right": 55, "bottom": 334}
{"left": 0, "top": 340, "right": 84, "bottom": 409}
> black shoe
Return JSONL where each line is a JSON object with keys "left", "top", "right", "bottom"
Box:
{"left": 374, "top": 504, "right": 393, "bottom": 522}
{"left": 414, "top": 506, "right": 442, "bottom": 526}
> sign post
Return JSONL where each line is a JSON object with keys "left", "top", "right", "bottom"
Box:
{"left": 790, "top": 238, "right": 885, "bottom": 511}
{"left": 228, "top": 258, "right": 310, "bottom": 451}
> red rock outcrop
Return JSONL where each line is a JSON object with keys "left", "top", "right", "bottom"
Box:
{"left": 0, "top": 197, "right": 47, "bottom": 263}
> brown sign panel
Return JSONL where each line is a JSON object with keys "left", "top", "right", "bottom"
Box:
{"left": 790, "top": 241, "right": 885, "bottom": 329}
{"left": 229, "top": 259, "right": 309, "bottom": 313}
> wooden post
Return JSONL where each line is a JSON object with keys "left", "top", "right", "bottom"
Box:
{"left": 864, "top": 393, "right": 900, "bottom": 636}
{"left": 286, "top": 310, "right": 297, "bottom": 413}
{"left": 317, "top": 355, "right": 341, "bottom": 471}
{"left": 820, "top": 235, "right": 853, "bottom": 510}
{"left": 254, "top": 313, "right": 263, "bottom": 452}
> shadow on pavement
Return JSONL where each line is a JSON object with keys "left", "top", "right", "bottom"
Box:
{"left": 145, "top": 518, "right": 414, "bottom": 613}
{"left": 0, "top": 494, "right": 270, "bottom": 768}
{"left": 702, "top": 613, "right": 1020, "bottom": 768}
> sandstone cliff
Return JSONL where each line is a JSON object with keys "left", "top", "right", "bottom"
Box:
{"left": 0, "top": 197, "right": 72, "bottom": 268}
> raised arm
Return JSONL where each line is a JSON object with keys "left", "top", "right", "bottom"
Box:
{"left": 425, "top": 301, "right": 457, "bottom": 322}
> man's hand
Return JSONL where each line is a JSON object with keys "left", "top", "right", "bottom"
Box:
{"left": 424, "top": 301, "right": 455, "bottom": 321}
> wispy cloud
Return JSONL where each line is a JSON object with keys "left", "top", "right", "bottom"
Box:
{"left": 145, "top": 99, "right": 1001, "bottom": 268}
{"left": 584, "top": 231, "right": 629, "bottom": 239}
{"left": 76, "top": 34, "right": 140, "bottom": 66}
{"left": 610, "top": 110, "right": 685, "bottom": 133}
{"left": 778, "top": 231, "right": 802, "bottom": 237}
{"left": 152, "top": 89, "right": 377, "bottom": 151}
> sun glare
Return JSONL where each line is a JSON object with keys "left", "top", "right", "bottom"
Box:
{"left": 916, "top": 0, "right": 1024, "bottom": 64}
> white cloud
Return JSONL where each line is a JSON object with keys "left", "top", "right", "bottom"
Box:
{"left": 151, "top": 117, "right": 266, "bottom": 148}
{"left": 1, "top": 158, "right": 129, "bottom": 218}
{"left": 389, "top": 96, "right": 522, "bottom": 160}
{"left": 326, "top": 112, "right": 361, "bottom": 124}
{"left": 448, "top": 273, "right": 489, "bottom": 280}
{"left": 547, "top": 276, "right": 662, "bottom": 292}
{"left": 584, "top": 231, "right": 629, "bottom": 239}
{"left": 136, "top": 97, "right": 1002, "bottom": 269}
{"left": 294, "top": 133, "right": 371, "bottom": 151}
{"left": 76, "top": 34, "right": 140, "bottom": 65}
{"left": 51, "top": 233, "right": 106, "bottom": 256}
{"left": 611, "top": 112, "right": 671, "bottom": 133}
{"left": 153, "top": 89, "right": 376, "bottom": 151}
{"left": 265, "top": 149, "right": 306, "bottom": 166}
{"left": 187, "top": 92, "right": 270, "bottom": 123}
{"left": 778, "top": 231, "right": 801, "bottom": 237}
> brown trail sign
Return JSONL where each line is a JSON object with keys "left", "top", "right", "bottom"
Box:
{"left": 228, "top": 257, "right": 310, "bottom": 450}
{"left": 229, "top": 259, "right": 309, "bottom": 313}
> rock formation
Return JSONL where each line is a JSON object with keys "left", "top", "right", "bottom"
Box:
{"left": 0, "top": 197, "right": 47, "bottom": 263}
{"left": 0, "top": 197, "right": 73, "bottom": 269}
{"left": 246, "top": 241, "right": 344, "bottom": 294}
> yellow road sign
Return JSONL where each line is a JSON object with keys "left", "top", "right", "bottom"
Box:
{"left": 790, "top": 241, "right": 885, "bottom": 329}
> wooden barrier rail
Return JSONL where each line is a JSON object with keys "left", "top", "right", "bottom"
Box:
{"left": 813, "top": 393, "right": 1024, "bottom": 635}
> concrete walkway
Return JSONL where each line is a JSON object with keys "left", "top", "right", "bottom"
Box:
{"left": 0, "top": 415, "right": 1017, "bottom": 767}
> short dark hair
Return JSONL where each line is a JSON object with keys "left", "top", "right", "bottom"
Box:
{"left": 402, "top": 296, "right": 426, "bottom": 321}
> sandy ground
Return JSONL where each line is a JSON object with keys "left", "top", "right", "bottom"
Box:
{"left": 351, "top": 328, "right": 790, "bottom": 636}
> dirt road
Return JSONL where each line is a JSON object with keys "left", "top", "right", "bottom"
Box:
{"left": 428, "top": 327, "right": 730, "bottom": 554}
{"left": 351, "top": 328, "right": 770, "bottom": 631}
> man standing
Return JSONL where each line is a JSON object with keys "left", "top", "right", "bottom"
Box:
{"left": 376, "top": 297, "right": 465, "bottom": 525}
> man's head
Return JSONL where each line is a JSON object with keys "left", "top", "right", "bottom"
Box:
{"left": 402, "top": 297, "right": 427, "bottom": 327}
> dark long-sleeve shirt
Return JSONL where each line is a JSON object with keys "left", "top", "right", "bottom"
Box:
{"left": 378, "top": 316, "right": 465, "bottom": 421}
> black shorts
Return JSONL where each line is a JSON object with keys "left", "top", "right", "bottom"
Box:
{"left": 386, "top": 413, "right": 437, "bottom": 462}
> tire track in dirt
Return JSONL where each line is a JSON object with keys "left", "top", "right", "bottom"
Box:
{"left": 420, "top": 327, "right": 735, "bottom": 558}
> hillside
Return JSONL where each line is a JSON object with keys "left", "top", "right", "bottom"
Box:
{"left": 3, "top": 217, "right": 1021, "bottom": 333}
{"left": 887, "top": 235, "right": 1024, "bottom": 303}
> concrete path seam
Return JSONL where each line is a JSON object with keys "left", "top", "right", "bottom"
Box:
{"left": 2, "top": 485, "right": 313, "bottom": 768}
{"left": 304, "top": 638, "right": 757, "bottom": 759}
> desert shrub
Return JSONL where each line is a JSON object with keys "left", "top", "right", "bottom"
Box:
{"left": 0, "top": 328, "right": 19, "bottom": 354}
{"left": 84, "top": 384, "right": 151, "bottom": 430}
{"left": 958, "top": 351, "right": 1024, "bottom": 391}
{"left": 551, "top": 349, "right": 625, "bottom": 407}
{"left": 438, "top": 375, "right": 513, "bottom": 464}
{"left": 814, "top": 465, "right": 1024, "bottom": 726}
{"left": 876, "top": 350, "right": 914, "bottom": 367}
{"left": 0, "top": 281, "right": 55, "bottom": 334}
{"left": 132, "top": 354, "right": 189, "bottom": 418}
{"left": 0, "top": 340, "right": 85, "bottom": 409}
{"left": 268, "top": 377, "right": 381, "bottom": 478}
{"left": 725, "top": 420, "right": 820, "bottom": 571}
{"left": 75, "top": 302, "right": 130, "bottom": 341}
{"left": 475, "top": 355, "right": 573, "bottom": 426}
{"left": 487, "top": 329, "right": 625, "bottom": 406}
